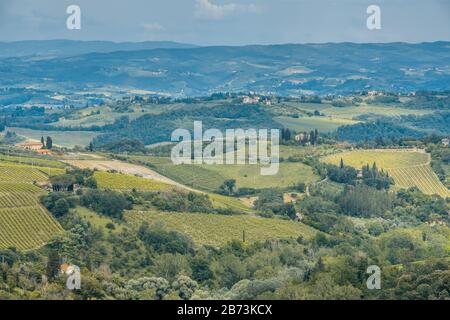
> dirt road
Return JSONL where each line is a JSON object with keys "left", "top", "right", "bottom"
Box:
{"left": 62, "top": 159, "right": 201, "bottom": 193}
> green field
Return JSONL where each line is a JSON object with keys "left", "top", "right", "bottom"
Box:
{"left": 276, "top": 116, "right": 359, "bottom": 133}
{"left": 0, "top": 153, "right": 66, "bottom": 168}
{"left": 76, "top": 206, "right": 125, "bottom": 234}
{"left": 0, "top": 162, "right": 65, "bottom": 180}
{"left": 7, "top": 127, "right": 99, "bottom": 148}
{"left": 322, "top": 150, "right": 449, "bottom": 198}
{"left": 0, "top": 160, "right": 64, "bottom": 250}
{"left": 0, "top": 206, "right": 63, "bottom": 251}
{"left": 208, "top": 193, "right": 254, "bottom": 213}
{"left": 129, "top": 156, "right": 318, "bottom": 192}
{"left": 126, "top": 211, "right": 316, "bottom": 247}
{"left": 50, "top": 101, "right": 221, "bottom": 128}
{"left": 94, "top": 171, "right": 173, "bottom": 192}
{"left": 94, "top": 171, "right": 252, "bottom": 213}
{"left": 285, "top": 102, "right": 434, "bottom": 120}
{"left": 0, "top": 164, "right": 51, "bottom": 183}
{"left": 280, "top": 145, "right": 338, "bottom": 159}
{"left": 322, "top": 150, "right": 430, "bottom": 169}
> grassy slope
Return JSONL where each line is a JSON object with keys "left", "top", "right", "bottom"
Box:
{"left": 126, "top": 210, "right": 316, "bottom": 247}
{"left": 7, "top": 127, "right": 99, "bottom": 148}
{"left": 285, "top": 102, "right": 433, "bottom": 119}
{"left": 95, "top": 171, "right": 252, "bottom": 213}
{"left": 130, "top": 155, "right": 318, "bottom": 192}
{"left": 275, "top": 116, "right": 359, "bottom": 133}
{"left": 94, "top": 171, "right": 173, "bottom": 192}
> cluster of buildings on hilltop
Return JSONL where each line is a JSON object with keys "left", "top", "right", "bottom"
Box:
{"left": 242, "top": 96, "right": 272, "bottom": 105}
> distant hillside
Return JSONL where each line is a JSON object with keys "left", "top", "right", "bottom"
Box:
{"left": 337, "top": 111, "right": 450, "bottom": 143}
{"left": 0, "top": 40, "right": 197, "bottom": 58}
{"left": 0, "top": 41, "right": 449, "bottom": 96}
{"left": 93, "top": 103, "right": 281, "bottom": 145}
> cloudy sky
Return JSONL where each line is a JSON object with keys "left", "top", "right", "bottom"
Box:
{"left": 0, "top": 0, "right": 449, "bottom": 45}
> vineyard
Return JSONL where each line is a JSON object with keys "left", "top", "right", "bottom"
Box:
{"left": 0, "top": 165, "right": 49, "bottom": 183}
{"left": 94, "top": 171, "right": 173, "bottom": 192}
{"left": 208, "top": 193, "right": 254, "bottom": 213}
{"left": 0, "top": 162, "right": 65, "bottom": 182}
{"left": 322, "top": 150, "right": 449, "bottom": 198}
{"left": 129, "top": 155, "right": 318, "bottom": 192}
{"left": 0, "top": 206, "right": 63, "bottom": 250}
{"left": 388, "top": 165, "right": 449, "bottom": 198}
{"left": 0, "top": 161, "right": 64, "bottom": 250}
{"left": 126, "top": 211, "right": 316, "bottom": 247}
{"left": 0, "top": 153, "right": 66, "bottom": 168}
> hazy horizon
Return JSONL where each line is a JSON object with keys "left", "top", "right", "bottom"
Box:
{"left": 2, "top": 39, "right": 450, "bottom": 46}
{"left": 0, "top": 0, "right": 448, "bottom": 45}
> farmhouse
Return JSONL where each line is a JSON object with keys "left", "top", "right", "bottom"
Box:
{"left": 295, "top": 133, "right": 309, "bottom": 142}
{"left": 357, "top": 169, "right": 364, "bottom": 179}
{"left": 242, "top": 96, "right": 260, "bottom": 104}
{"left": 17, "top": 141, "right": 43, "bottom": 151}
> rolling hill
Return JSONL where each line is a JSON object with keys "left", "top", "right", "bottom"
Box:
{"left": 0, "top": 40, "right": 197, "bottom": 58}
{"left": 126, "top": 211, "right": 316, "bottom": 247}
{"left": 1, "top": 42, "right": 449, "bottom": 97}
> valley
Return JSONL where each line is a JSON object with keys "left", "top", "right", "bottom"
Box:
{"left": 0, "top": 40, "right": 448, "bottom": 301}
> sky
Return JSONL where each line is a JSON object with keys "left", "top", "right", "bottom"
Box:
{"left": 0, "top": 0, "right": 449, "bottom": 45}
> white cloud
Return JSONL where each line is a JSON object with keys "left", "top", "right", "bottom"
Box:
{"left": 195, "top": 0, "right": 259, "bottom": 20}
{"left": 142, "top": 22, "right": 164, "bottom": 31}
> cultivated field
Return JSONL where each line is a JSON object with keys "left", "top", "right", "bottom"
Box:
{"left": 0, "top": 164, "right": 51, "bottom": 183}
{"left": 286, "top": 102, "right": 434, "bottom": 120}
{"left": 322, "top": 150, "right": 449, "bottom": 198}
{"left": 62, "top": 159, "right": 187, "bottom": 189}
{"left": 0, "top": 181, "right": 63, "bottom": 250}
{"left": 0, "top": 153, "right": 66, "bottom": 168}
{"left": 0, "top": 205, "right": 63, "bottom": 251}
{"left": 0, "top": 162, "right": 65, "bottom": 181}
{"left": 129, "top": 156, "right": 318, "bottom": 192}
{"left": 94, "top": 171, "right": 173, "bottom": 192}
{"left": 280, "top": 145, "right": 338, "bottom": 159}
{"left": 0, "top": 156, "right": 64, "bottom": 250}
{"left": 126, "top": 211, "right": 316, "bottom": 247}
{"left": 8, "top": 127, "right": 99, "bottom": 148}
{"left": 66, "top": 158, "right": 252, "bottom": 212}
{"left": 208, "top": 193, "right": 254, "bottom": 213}
{"left": 322, "top": 150, "right": 430, "bottom": 169}
{"left": 388, "top": 165, "right": 449, "bottom": 198}
{"left": 275, "top": 116, "right": 359, "bottom": 133}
